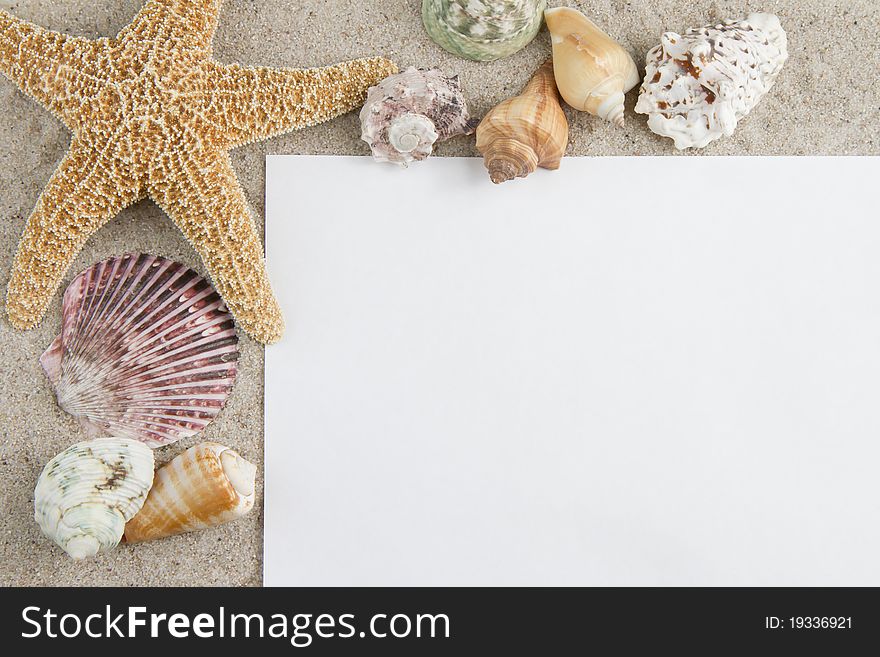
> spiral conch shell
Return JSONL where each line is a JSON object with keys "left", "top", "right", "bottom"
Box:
{"left": 360, "top": 67, "right": 477, "bottom": 167}
{"left": 635, "top": 13, "right": 788, "bottom": 149}
{"left": 421, "top": 0, "right": 547, "bottom": 62}
{"left": 544, "top": 6, "right": 639, "bottom": 127}
{"left": 34, "top": 438, "right": 154, "bottom": 559}
{"left": 124, "top": 442, "right": 256, "bottom": 543}
{"left": 476, "top": 59, "right": 569, "bottom": 184}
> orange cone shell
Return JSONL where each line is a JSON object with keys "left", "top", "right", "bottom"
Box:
{"left": 124, "top": 442, "right": 256, "bottom": 543}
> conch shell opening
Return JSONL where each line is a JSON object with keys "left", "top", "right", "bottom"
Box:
{"left": 220, "top": 448, "right": 257, "bottom": 498}
{"left": 544, "top": 6, "right": 639, "bottom": 127}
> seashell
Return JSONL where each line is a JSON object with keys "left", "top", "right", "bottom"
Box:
{"left": 124, "top": 442, "right": 256, "bottom": 542}
{"left": 476, "top": 59, "right": 569, "bottom": 184}
{"left": 34, "top": 437, "right": 154, "bottom": 559}
{"left": 40, "top": 253, "right": 240, "bottom": 448}
{"left": 634, "top": 13, "right": 788, "bottom": 150}
{"left": 360, "top": 67, "right": 477, "bottom": 167}
{"left": 421, "top": 0, "right": 547, "bottom": 62}
{"left": 544, "top": 6, "right": 639, "bottom": 127}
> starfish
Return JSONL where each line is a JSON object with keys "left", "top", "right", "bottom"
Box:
{"left": 0, "top": 0, "right": 396, "bottom": 343}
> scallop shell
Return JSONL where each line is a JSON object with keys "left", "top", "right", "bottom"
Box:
{"left": 40, "top": 253, "right": 240, "bottom": 448}
{"left": 544, "top": 6, "right": 639, "bottom": 127}
{"left": 124, "top": 442, "right": 256, "bottom": 543}
{"left": 476, "top": 59, "right": 569, "bottom": 183}
{"left": 422, "top": 0, "right": 547, "bottom": 62}
{"left": 634, "top": 13, "right": 788, "bottom": 149}
{"left": 34, "top": 437, "right": 154, "bottom": 559}
{"left": 360, "top": 67, "right": 477, "bottom": 167}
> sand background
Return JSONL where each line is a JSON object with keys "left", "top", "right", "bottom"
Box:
{"left": 0, "top": 0, "right": 877, "bottom": 586}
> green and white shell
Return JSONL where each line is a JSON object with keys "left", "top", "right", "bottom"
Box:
{"left": 422, "top": 0, "right": 547, "bottom": 62}
{"left": 34, "top": 438, "right": 154, "bottom": 559}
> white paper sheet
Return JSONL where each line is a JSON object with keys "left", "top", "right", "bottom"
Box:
{"left": 264, "top": 156, "right": 880, "bottom": 586}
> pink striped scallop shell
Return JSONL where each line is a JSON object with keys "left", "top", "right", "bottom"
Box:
{"left": 40, "top": 253, "right": 239, "bottom": 448}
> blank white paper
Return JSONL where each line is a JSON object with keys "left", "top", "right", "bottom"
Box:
{"left": 264, "top": 155, "right": 880, "bottom": 586}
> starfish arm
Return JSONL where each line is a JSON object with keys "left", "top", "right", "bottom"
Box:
{"left": 0, "top": 10, "right": 109, "bottom": 128}
{"left": 199, "top": 57, "right": 397, "bottom": 149}
{"left": 118, "top": 0, "right": 223, "bottom": 53}
{"left": 6, "top": 138, "right": 142, "bottom": 330}
{"left": 148, "top": 146, "right": 284, "bottom": 344}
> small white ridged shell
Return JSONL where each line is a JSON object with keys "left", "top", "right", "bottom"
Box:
{"left": 34, "top": 437, "right": 154, "bottom": 559}
{"left": 635, "top": 13, "right": 788, "bottom": 149}
{"left": 40, "top": 253, "right": 240, "bottom": 448}
{"left": 124, "top": 442, "right": 256, "bottom": 543}
{"left": 360, "top": 67, "right": 477, "bottom": 167}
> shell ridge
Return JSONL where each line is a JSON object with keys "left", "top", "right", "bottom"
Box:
{"left": 115, "top": 268, "right": 204, "bottom": 347}
{"left": 79, "top": 255, "right": 136, "bottom": 347}
{"left": 89, "top": 293, "right": 229, "bottom": 379}
{"left": 88, "top": 255, "right": 163, "bottom": 348}
{"left": 115, "top": 289, "right": 229, "bottom": 362}
{"left": 62, "top": 278, "right": 219, "bottom": 391}
{"left": 62, "top": 259, "right": 109, "bottom": 363}
{"left": 45, "top": 255, "right": 239, "bottom": 447}
{"left": 110, "top": 347, "right": 238, "bottom": 390}
{"left": 67, "top": 304, "right": 231, "bottom": 395}
{"left": 70, "top": 255, "right": 147, "bottom": 360}
{"left": 62, "top": 255, "right": 159, "bottom": 391}
{"left": 104, "top": 333, "right": 239, "bottom": 386}
{"left": 105, "top": 260, "right": 191, "bottom": 339}
{"left": 111, "top": 361, "right": 238, "bottom": 388}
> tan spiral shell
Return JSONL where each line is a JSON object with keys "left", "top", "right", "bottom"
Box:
{"left": 124, "top": 442, "right": 256, "bottom": 543}
{"left": 476, "top": 59, "right": 569, "bottom": 184}
{"left": 545, "top": 6, "right": 639, "bottom": 127}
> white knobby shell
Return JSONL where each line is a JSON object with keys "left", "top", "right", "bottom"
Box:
{"left": 635, "top": 13, "right": 788, "bottom": 149}
{"left": 34, "top": 437, "right": 154, "bottom": 559}
{"left": 360, "top": 67, "right": 477, "bottom": 167}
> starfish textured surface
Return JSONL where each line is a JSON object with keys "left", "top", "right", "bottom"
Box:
{"left": 0, "top": 0, "right": 396, "bottom": 343}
